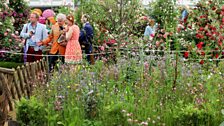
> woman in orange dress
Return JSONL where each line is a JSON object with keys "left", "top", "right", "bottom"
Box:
{"left": 64, "top": 15, "right": 82, "bottom": 64}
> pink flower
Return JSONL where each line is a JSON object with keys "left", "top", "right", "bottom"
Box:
{"left": 163, "top": 34, "right": 167, "bottom": 39}
{"left": 100, "top": 46, "right": 105, "bottom": 51}
{"left": 144, "top": 62, "right": 149, "bottom": 69}
{"left": 4, "top": 32, "right": 8, "bottom": 36}
{"left": 8, "top": 39, "right": 12, "bottom": 42}
{"left": 150, "top": 34, "right": 155, "bottom": 38}
{"left": 199, "top": 27, "right": 204, "bottom": 31}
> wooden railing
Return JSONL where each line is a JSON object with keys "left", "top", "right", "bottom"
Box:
{"left": 0, "top": 59, "right": 48, "bottom": 125}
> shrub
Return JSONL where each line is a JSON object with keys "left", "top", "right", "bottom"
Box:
{"left": 173, "top": 102, "right": 214, "bottom": 126}
{"left": 16, "top": 97, "right": 47, "bottom": 126}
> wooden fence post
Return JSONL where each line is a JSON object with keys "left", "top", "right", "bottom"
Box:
{"left": 30, "top": 62, "right": 36, "bottom": 92}
{"left": 23, "top": 64, "right": 30, "bottom": 98}
{"left": 12, "top": 70, "right": 22, "bottom": 100}
{"left": 17, "top": 66, "right": 26, "bottom": 96}
{"left": 0, "top": 73, "right": 13, "bottom": 111}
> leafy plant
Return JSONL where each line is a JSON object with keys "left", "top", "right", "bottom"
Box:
{"left": 173, "top": 102, "right": 214, "bottom": 126}
{"left": 16, "top": 97, "right": 47, "bottom": 126}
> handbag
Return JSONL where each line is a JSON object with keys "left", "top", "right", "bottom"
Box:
{"left": 58, "top": 33, "right": 67, "bottom": 47}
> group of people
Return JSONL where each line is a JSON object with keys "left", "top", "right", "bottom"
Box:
{"left": 20, "top": 12, "right": 94, "bottom": 72}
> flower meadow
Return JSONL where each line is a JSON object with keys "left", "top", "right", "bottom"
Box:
{"left": 0, "top": 0, "right": 223, "bottom": 125}
{"left": 16, "top": 57, "right": 224, "bottom": 126}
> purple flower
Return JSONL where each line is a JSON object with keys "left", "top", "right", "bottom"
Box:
{"left": 19, "top": 13, "right": 23, "bottom": 18}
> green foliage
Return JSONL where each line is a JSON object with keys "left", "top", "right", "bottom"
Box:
{"left": 74, "top": 0, "right": 145, "bottom": 45}
{"left": 16, "top": 97, "right": 47, "bottom": 126}
{"left": 173, "top": 102, "right": 214, "bottom": 126}
{"left": 21, "top": 57, "right": 223, "bottom": 126}
{"left": 0, "top": 62, "right": 23, "bottom": 68}
{"left": 149, "top": 0, "right": 178, "bottom": 31}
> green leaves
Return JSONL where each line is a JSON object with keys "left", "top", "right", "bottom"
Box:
{"left": 16, "top": 97, "right": 47, "bottom": 126}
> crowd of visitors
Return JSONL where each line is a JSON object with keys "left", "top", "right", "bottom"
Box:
{"left": 20, "top": 11, "right": 94, "bottom": 72}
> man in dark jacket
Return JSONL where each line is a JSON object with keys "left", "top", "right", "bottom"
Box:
{"left": 79, "top": 14, "right": 94, "bottom": 64}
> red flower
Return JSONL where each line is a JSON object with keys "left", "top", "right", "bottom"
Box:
{"left": 196, "top": 33, "right": 204, "bottom": 39}
{"left": 200, "top": 60, "right": 204, "bottom": 65}
{"left": 201, "top": 51, "right": 205, "bottom": 56}
{"left": 222, "top": 5, "right": 224, "bottom": 11}
{"left": 206, "top": 32, "right": 212, "bottom": 37}
{"left": 197, "top": 42, "right": 204, "bottom": 50}
{"left": 199, "top": 27, "right": 204, "bottom": 31}
{"left": 215, "top": 54, "right": 219, "bottom": 58}
{"left": 184, "top": 52, "right": 189, "bottom": 58}
{"left": 212, "top": 6, "right": 216, "bottom": 10}
{"left": 187, "top": 25, "right": 192, "bottom": 29}
{"left": 212, "top": 27, "right": 217, "bottom": 31}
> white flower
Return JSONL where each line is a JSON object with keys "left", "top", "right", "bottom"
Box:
{"left": 140, "top": 122, "right": 148, "bottom": 126}
{"left": 109, "top": 9, "right": 112, "bottom": 13}
{"left": 0, "top": 22, "right": 2, "bottom": 25}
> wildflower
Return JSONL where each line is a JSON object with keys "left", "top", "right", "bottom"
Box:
{"left": 147, "top": 118, "right": 151, "bottom": 121}
{"left": 144, "top": 62, "right": 149, "bottom": 69}
{"left": 140, "top": 122, "right": 148, "bottom": 126}
{"left": 152, "top": 120, "right": 156, "bottom": 124}
{"left": 121, "top": 110, "right": 126, "bottom": 113}
{"left": 127, "top": 118, "right": 133, "bottom": 123}
{"left": 126, "top": 113, "right": 133, "bottom": 117}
